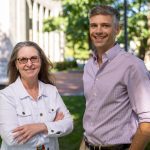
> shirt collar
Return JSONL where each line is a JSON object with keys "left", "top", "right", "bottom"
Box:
{"left": 15, "top": 77, "right": 47, "bottom": 100}
{"left": 92, "top": 43, "right": 121, "bottom": 63}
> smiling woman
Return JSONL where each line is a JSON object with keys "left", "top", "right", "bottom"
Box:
{"left": 7, "top": 41, "right": 54, "bottom": 85}
{"left": 0, "top": 41, "right": 73, "bottom": 150}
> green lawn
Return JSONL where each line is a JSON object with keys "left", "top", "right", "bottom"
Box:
{"left": 59, "top": 96, "right": 85, "bottom": 150}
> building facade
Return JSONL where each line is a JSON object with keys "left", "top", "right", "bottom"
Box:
{"left": 0, "top": 0, "right": 64, "bottom": 84}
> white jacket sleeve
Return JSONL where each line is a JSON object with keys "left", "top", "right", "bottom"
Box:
{"left": 44, "top": 89, "right": 73, "bottom": 137}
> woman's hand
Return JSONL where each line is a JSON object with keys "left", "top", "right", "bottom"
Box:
{"left": 12, "top": 112, "right": 64, "bottom": 144}
{"left": 12, "top": 123, "right": 47, "bottom": 144}
{"left": 54, "top": 112, "right": 64, "bottom": 121}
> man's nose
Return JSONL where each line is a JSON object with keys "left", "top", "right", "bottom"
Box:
{"left": 95, "top": 25, "right": 103, "bottom": 33}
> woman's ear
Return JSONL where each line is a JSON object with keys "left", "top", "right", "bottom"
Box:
{"left": 15, "top": 61, "right": 19, "bottom": 71}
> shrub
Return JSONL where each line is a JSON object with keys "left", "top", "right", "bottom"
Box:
{"left": 54, "top": 60, "right": 78, "bottom": 71}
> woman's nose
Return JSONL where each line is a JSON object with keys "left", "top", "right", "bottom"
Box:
{"left": 26, "top": 59, "right": 32, "bottom": 66}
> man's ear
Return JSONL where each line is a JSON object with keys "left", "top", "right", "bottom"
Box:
{"left": 116, "top": 24, "right": 121, "bottom": 35}
{"left": 115, "top": 24, "right": 122, "bottom": 38}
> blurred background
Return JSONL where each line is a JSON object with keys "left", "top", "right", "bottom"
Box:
{"left": 0, "top": 0, "right": 150, "bottom": 149}
{"left": 0, "top": 0, "right": 150, "bottom": 84}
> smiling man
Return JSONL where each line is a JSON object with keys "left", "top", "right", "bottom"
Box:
{"left": 80, "top": 5, "right": 150, "bottom": 150}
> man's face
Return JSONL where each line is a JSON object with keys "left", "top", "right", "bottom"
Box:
{"left": 89, "top": 14, "right": 120, "bottom": 52}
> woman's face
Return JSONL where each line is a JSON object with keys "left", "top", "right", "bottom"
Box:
{"left": 15, "top": 46, "right": 41, "bottom": 81}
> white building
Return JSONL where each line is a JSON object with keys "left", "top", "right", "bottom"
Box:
{"left": 0, "top": 0, "right": 64, "bottom": 84}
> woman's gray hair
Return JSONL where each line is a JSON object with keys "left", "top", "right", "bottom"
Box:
{"left": 7, "top": 41, "right": 55, "bottom": 85}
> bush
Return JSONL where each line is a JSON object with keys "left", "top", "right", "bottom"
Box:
{"left": 54, "top": 60, "right": 78, "bottom": 71}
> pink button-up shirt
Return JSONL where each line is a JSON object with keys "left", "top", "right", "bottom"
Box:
{"left": 83, "top": 44, "right": 150, "bottom": 145}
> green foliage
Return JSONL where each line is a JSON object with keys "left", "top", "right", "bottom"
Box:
{"left": 74, "top": 49, "right": 90, "bottom": 60}
{"left": 43, "top": 0, "right": 150, "bottom": 59}
{"left": 128, "top": 12, "right": 149, "bottom": 42}
{"left": 118, "top": 0, "right": 150, "bottom": 59}
{"left": 43, "top": 0, "right": 118, "bottom": 60}
{"left": 43, "top": 17, "right": 66, "bottom": 32}
{"left": 54, "top": 60, "right": 78, "bottom": 71}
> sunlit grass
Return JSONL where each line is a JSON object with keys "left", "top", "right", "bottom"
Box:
{"left": 59, "top": 96, "right": 85, "bottom": 150}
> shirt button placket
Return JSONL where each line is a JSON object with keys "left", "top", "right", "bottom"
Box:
{"left": 93, "top": 93, "right": 97, "bottom": 96}
{"left": 90, "top": 122, "right": 94, "bottom": 127}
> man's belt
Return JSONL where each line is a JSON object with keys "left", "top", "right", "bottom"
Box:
{"left": 36, "top": 144, "right": 50, "bottom": 150}
{"left": 84, "top": 139, "right": 130, "bottom": 150}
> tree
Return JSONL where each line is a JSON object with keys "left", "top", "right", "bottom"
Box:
{"left": 43, "top": 0, "right": 150, "bottom": 60}
{"left": 126, "top": 0, "right": 150, "bottom": 59}
{"left": 44, "top": 0, "right": 115, "bottom": 60}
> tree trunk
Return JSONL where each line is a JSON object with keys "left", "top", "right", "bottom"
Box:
{"left": 139, "top": 38, "right": 147, "bottom": 60}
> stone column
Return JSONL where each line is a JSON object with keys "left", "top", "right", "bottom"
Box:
{"left": 26, "top": 0, "right": 33, "bottom": 41}
{"left": 32, "top": 1, "right": 38, "bottom": 43}
{"left": 16, "top": 0, "right": 26, "bottom": 41}
{"left": 39, "top": 4, "right": 44, "bottom": 49}
{"left": 44, "top": 8, "right": 49, "bottom": 57}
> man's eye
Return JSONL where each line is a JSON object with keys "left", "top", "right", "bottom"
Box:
{"left": 90, "top": 24, "right": 97, "bottom": 28}
{"left": 103, "top": 24, "right": 110, "bottom": 28}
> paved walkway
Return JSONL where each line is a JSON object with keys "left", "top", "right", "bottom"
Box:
{"left": 0, "top": 71, "right": 84, "bottom": 96}
{"left": 54, "top": 71, "right": 84, "bottom": 96}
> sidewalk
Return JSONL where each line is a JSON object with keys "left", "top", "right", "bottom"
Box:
{"left": 54, "top": 71, "right": 84, "bottom": 96}
{"left": 0, "top": 71, "right": 84, "bottom": 96}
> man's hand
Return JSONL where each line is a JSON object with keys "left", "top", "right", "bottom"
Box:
{"left": 129, "top": 122, "right": 150, "bottom": 150}
{"left": 12, "top": 123, "right": 47, "bottom": 144}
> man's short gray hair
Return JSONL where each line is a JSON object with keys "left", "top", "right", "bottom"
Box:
{"left": 89, "top": 5, "right": 120, "bottom": 25}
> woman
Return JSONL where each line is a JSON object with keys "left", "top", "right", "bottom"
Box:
{"left": 0, "top": 41, "right": 73, "bottom": 150}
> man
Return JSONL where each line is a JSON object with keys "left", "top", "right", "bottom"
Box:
{"left": 80, "top": 5, "right": 150, "bottom": 150}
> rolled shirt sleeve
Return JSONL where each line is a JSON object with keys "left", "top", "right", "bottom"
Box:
{"left": 126, "top": 59, "right": 150, "bottom": 123}
{"left": 83, "top": 45, "right": 150, "bottom": 145}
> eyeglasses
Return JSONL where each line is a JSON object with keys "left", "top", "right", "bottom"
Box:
{"left": 17, "top": 56, "right": 40, "bottom": 64}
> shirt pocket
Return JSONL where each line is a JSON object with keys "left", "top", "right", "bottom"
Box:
{"left": 46, "top": 107, "right": 57, "bottom": 122}
{"left": 16, "top": 107, "right": 32, "bottom": 125}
